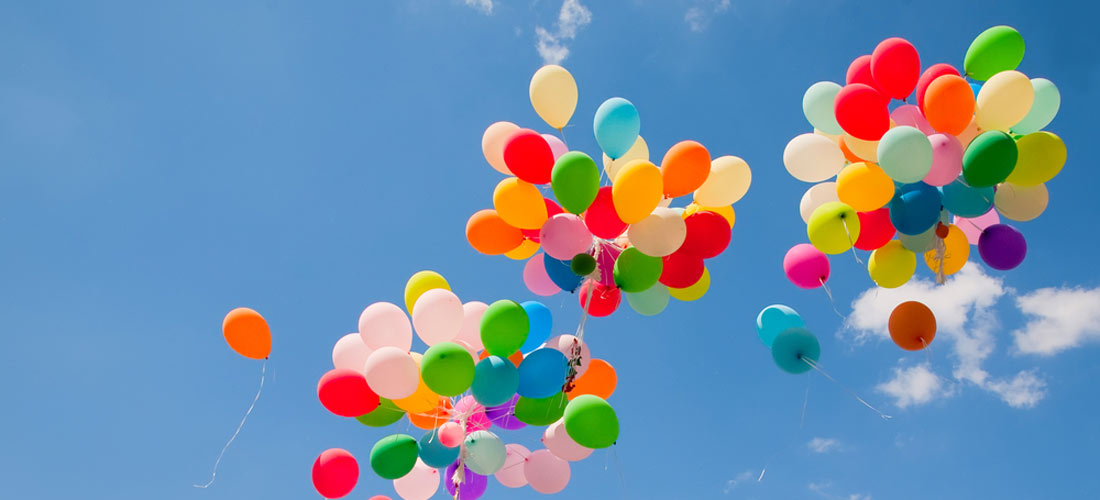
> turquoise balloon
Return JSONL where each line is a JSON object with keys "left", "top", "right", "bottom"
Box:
{"left": 551, "top": 151, "right": 600, "bottom": 214}
{"left": 756, "top": 305, "right": 804, "bottom": 348}
{"left": 418, "top": 431, "right": 459, "bottom": 468}
{"left": 802, "top": 81, "right": 843, "bottom": 135}
{"left": 889, "top": 182, "right": 942, "bottom": 235}
{"left": 771, "top": 327, "right": 820, "bottom": 375}
{"left": 520, "top": 301, "right": 552, "bottom": 353}
{"left": 877, "top": 126, "right": 933, "bottom": 183}
{"left": 464, "top": 430, "right": 507, "bottom": 475}
{"left": 1011, "top": 78, "right": 1060, "bottom": 135}
{"left": 970, "top": 82, "right": 981, "bottom": 98}
{"left": 517, "top": 348, "right": 569, "bottom": 399}
{"left": 593, "top": 97, "right": 641, "bottom": 159}
{"left": 941, "top": 178, "right": 994, "bottom": 218}
{"left": 613, "top": 247, "right": 663, "bottom": 293}
{"left": 471, "top": 355, "right": 519, "bottom": 407}
{"left": 625, "top": 283, "right": 670, "bottom": 316}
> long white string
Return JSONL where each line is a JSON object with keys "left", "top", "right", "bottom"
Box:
{"left": 801, "top": 357, "right": 892, "bottom": 420}
{"left": 194, "top": 359, "right": 267, "bottom": 488}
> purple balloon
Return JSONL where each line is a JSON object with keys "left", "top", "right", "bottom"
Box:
{"left": 485, "top": 394, "right": 527, "bottom": 430}
{"left": 978, "top": 224, "right": 1027, "bottom": 270}
{"left": 444, "top": 461, "right": 488, "bottom": 500}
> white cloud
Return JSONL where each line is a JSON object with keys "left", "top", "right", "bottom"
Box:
{"left": 535, "top": 0, "right": 592, "bottom": 65}
{"left": 463, "top": 0, "right": 493, "bottom": 15}
{"left": 807, "top": 437, "right": 841, "bottom": 454}
{"left": 875, "top": 363, "right": 953, "bottom": 408}
{"left": 809, "top": 482, "right": 872, "bottom": 500}
{"left": 1013, "top": 286, "right": 1100, "bottom": 355}
{"left": 723, "top": 469, "right": 754, "bottom": 494}
{"left": 685, "top": 0, "right": 731, "bottom": 32}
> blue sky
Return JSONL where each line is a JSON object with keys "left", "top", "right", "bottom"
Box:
{"left": 1, "top": 1, "right": 1098, "bottom": 499}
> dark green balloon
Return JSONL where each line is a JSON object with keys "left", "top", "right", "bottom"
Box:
{"left": 480, "top": 300, "right": 529, "bottom": 357}
{"left": 963, "top": 131, "right": 1018, "bottom": 188}
{"left": 355, "top": 398, "right": 404, "bottom": 427}
{"left": 551, "top": 151, "right": 601, "bottom": 214}
{"left": 369, "top": 434, "right": 418, "bottom": 479}
{"left": 513, "top": 392, "right": 568, "bottom": 426}
{"left": 570, "top": 253, "right": 596, "bottom": 276}
{"left": 613, "top": 247, "right": 663, "bottom": 292}
{"left": 563, "top": 395, "right": 619, "bottom": 449}
{"left": 421, "top": 342, "right": 475, "bottom": 397}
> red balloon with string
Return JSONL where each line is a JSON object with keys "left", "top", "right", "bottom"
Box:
{"left": 578, "top": 281, "right": 621, "bottom": 317}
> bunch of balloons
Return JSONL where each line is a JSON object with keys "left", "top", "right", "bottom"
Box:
{"left": 783, "top": 26, "right": 1065, "bottom": 290}
{"left": 755, "top": 304, "right": 821, "bottom": 375}
{"left": 467, "top": 65, "right": 751, "bottom": 317}
{"left": 312, "top": 271, "right": 621, "bottom": 499}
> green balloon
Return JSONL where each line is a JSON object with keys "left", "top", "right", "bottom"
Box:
{"left": 570, "top": 253, "right": 596, "bottom": 276}
{"left": 1011, "top": 78, "right": 1060, "bottom": 135}
{"left": 551, "top": 151, "right": 600, "bottom": 214}
{"left": 369, "top": 434, "right": 418, "bottom": 479}
{"left": 563, "top": 395, "right": 619, "bottom": 449}
{"left": 613, "top": 247, "right": 663, "bottom": 292}
{"left": 964, "top": 25, "right": 1025, "bottom": 81}
{"left": 355, "top": 398, "right": 404, "bottom": 427}
{"left": 480, "top": 300, "right": 529, "bottom": 357}
{"left": 625, "top": 284, "right": 670, "bottom": 316}
{"left": 513, "top": 392, "right": 568, "bottom": 426}
{"left": 963, "top": 131, "right": 1018, "bottom": 188}
{"left": 421, "top": 341, "right": 475, "bottom": 397}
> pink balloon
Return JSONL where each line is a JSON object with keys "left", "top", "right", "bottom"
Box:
{"left": 454, "top": 301, "right": 488, "bottom": 352}
{"left": 332, "top": 333, "right": 372, "bottom": 372}
{"left": 494, "top": 444, "right": 531, "bottom": 488}
{"left": 454, "top": 395, "right": 491, "bottom": 432}
{"left": 542, "top": 335, "right": 591, "bottom": 378}
{"left": 392, "top": 459, "right": 439, "bottom": 500}
{"left": 524, "top": 449, "right": 571, "bottom": 494}
{"left": 541, "top": 134, "right": 568, "bottom": 161}
{"left": 924, "top": 134, "right": 964, "bottom": 187}
{"left": 363, "top": 347, "right": 419, "bottom": 399}
{"left": 540, "top": 213, "right": 594, "bottom": 260}
{"left": 411, "top": 289, "right": 463, "bottom": 346}
{"left": 358, "top": 302, "right": 412, "bottom": 351}
{"left": 542, "top": 420, "right": 593, "bottom": 461}
{"left": 438, "top": 421, "right": 464, "bottom": 448}
{"left": 524, "top": 254, "right": 561, "bottom": 296}
{"left": 594, "top": 242, "right": 622, "bottom": 288}
{"left": 783, "top": 243, "right": 830, "bottom": 289}
{"left": 312, "top": 448, "right": 359, "bottom": 499}
{"left": 955, "top": 209, "right": 1001, "bottom": 245}
{"left": 890, "top": 105, "right": 934, "bottom": 135}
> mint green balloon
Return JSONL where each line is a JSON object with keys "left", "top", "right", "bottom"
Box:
{"left": 964, "top": 26, "right": 1025, "bottom": 81}
{"left": 613, "top": 247, "right": 663, "bottom": 292}
{"left": 1011, "top": 78, "right": 1060, "bottom": 134}
{"left": 463, "top": 430, "right": 507, "bottom": 475}
{"left": 877, "top": 126, "right": 933, "bottom": 183}
{"left": 421, "top": 342, "right": 475, "bottom": 397}
{"left": 563, "top": 395, "right": 619, "bottom": 449}
{"left": 625, "top": 284, "right": 670, "bottom": 316}
{"left": 480, "top": 300, "right": 529, "bottom": 357}
{"left": 355, "top": 398, "right": 404, "bottom": 427}
{"left": 802, "top": 81, "right": 843, "bottom": 135}
{"left": 899, "top": 211, "right": 947, "bottom": 253}
{"left": 513, "top": 392, "right": 568, "bottom": 425}
{"left": 551, "top": 151, "right": 600, "bottom": 214}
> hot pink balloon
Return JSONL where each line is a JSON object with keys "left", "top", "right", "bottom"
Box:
{"left": 542, "top": 420, "right": 593, "bottom": 461}
{"left": 524, "top": 254, "right": 561, "bottom": 296}
{"left": 392, "top": 459, "right": 439, "bottom": 500}
{"left": 454, "top": 301, "right": 488, "bottom": 352}
{"left": 783, "top": 243, "right": 830, "bottom": 289}
{"left": 332, "top": 333, "right": 373, "bottom": 372}
{"left": 890, "top": 105, "right": 934, "bottom": 135}
{"left": 454, "top": 395, "right": 491, "bottom": 432}
{"left": 541, "top": 134, "right": 568, "bottom": 161}
{"left": 871, "top": 37, "right": 920, "bottom": 100}
{"left": 411, "top": 289, "right": 463, "bottom": 346}
{"left": 540, "top": 213, "right": 593, "bottom": 260}
{"left": 594, "top": 242, "right": 622, "bottom": 288}
{"left": 924, "top": 133, "right": 964, "bottom": 187}
{"left": 543, "top": 334, "right": 591, "bottom": 378}
{"left": 495, "top": 444, "right": 531, "bottom": 488}
{"left": 439, "top": 421, "right": 464, "bottom": 448}
{"left": 524, "top": 449, "right": 571, "bottom": 494}
{"left": 955, "top": 209, "right": 1001, "bottom": 245}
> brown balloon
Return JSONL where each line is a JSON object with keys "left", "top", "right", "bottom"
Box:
{"left": 888, "top": 301, "right": 936, "bottom": 350}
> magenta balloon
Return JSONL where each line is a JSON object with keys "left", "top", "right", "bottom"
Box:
{"left": 954, "top": 209, "right": 1000, "bottom": 245}
{"left": 783, "top": 243, "right": 830, "bottom": 289}
{"left": 524, "top": 254, "right": 562, "bottom": 296}
{"left": 978, "top": 224, "right": 1027, "bottom": 270}
{"left": 890, "top": 105, "right": 934, "bottom": 135}
{"left": 454, "top": 395, "right": 491, "bottom": 432}
{"left": 524, "top": 449, "right": 571, "bottom": 494}
{"left": 540, "top": 214, "right": 593, "bottom": 260}
{"left": 924, "top": 133, "right": 964, "bottom": 187}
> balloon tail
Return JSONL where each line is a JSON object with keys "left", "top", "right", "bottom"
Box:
{"left": 558, "top": 127, "right": 569, "bottom": 149}
{"left": 843, "top": 217, "right": 864, "bottom": 265}
{"left": 757, "top": 468, "right": 766, "bottom": 482}
{"left": 934, "top": 237, "right": 946, "bottom": 285}
{"left": 922, "top": 337, "right": 933, "bottom": 367}
{"left": 194, "top": 359, "right": 267, "bottom": 488}
{"left": 819, "top": 279, "right": 846, "bottom": 319}
{"left": 613, "top": 446, "right": 629, "bottom": 500}
{"left": 801, "top": 357, "right": 892, "bottom": 420}
{"left": 800, "top": 378, "right": 811, "bottom": 429}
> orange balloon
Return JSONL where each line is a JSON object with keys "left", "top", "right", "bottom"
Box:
{"left": 922, "top": 75, "right": 974, "bottom": 136}
{"left": 408, "top": 397, "right": 453, "bottom": 430}
{"left": 466, "top": 209, "right": 524, "bottom": 255}
{"left": 838, "top": 135, "right": 864, "bottom": 163}
{"left": 660, "top": 140, "right": 711, "bottom": 198}
{"left": 222, "top": 307, "right": 271, "bottom": 359}
{"left": 566, "top": 359, "right": 617, "bottom": 400}
{"left": 888, "top": 301, "right": 937, "bottom": 351}
{"left": 479, "top": 349, "right": 524, "bottom": 367}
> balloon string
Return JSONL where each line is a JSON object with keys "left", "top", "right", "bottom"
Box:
{"left": 819, "top": 279, "right": 845, "bottom": 319}
{"left": 194, "top": 359, "right": 267, "bottom": 488}
{"left": 934, "top": 236, "right": 946, "bottom": 285}
{"left": 558, "top": 127, "right": 569, "bottom": 149}
{"left": 843, "top": 217, "right": 864, "bottom": 265}
{"left": 613, "top": 446, "right": 629, "bottom": 500}
{"left": 800, "top": 377, "right": 811, "bottom": 429}
{"left": 800, "top": 357, "right": 892, "bottom": 420}
{"left": 922, "top": 337, "right": 932, "bottom": 367}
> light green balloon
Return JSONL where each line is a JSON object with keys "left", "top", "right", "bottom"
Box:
{"left": 802, "top": 81, "right": 843, "bottom": 135}
{"left": 877, "top": 126, "right": 933, "bottom": 183}
{"left": 514, "top": 393, "right": 568, "bottom": 425}
{"left": 480, "top": 300, "right": 529, "bottom": 357}
{"left": 563, "top": 395, "right": 619, "bottom": 449}
{"left": 1011, "top": 78, "right": 1060, "bottom": 134}
{"left": 625, "top": 284, "right": 670, "bottom": 316}
{"left": 421, "top": 342, "right": 475, "bottom": 397}
{"left": 1006, "top": 131, "right": 1065, "bottom": 186}
{"left": 964, "top": 25, "right": 1025, "bottom": 81}
{"left": 463, "top": 430, "right": 507, "bottom": 475}
{"left": 807, "top": 201, "right": 860, "bottom": 255}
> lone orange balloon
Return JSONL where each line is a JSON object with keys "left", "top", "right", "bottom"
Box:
{"left": 466, "top": 209, "right": 524, "bottom": 255}
{"left": 922, "top": 75, "right": 974, "bottom": 136}
{"left": 223, "top": 307, "right": 271, "bottom": 359}
{"left": 888, "top": 301, "right": 936, "bottom": 351}
{"left": 660, "top": 140, "right": 711, "bottom": 198}
{"left": 566, "top": 358, "right": 617, "bottom": 400}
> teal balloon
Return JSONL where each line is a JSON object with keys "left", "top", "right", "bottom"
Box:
{"left": 802, "top": 81, "right": 843, "bottom": 135}
{"left": 756, "top": 305, "right": 804, "bottom": 348}
{"left": 418, "top": 430, "right": 459, "bottom": 468}
{"left": 1011, "top": 78, "right": 1060, "bottom": 134}
{"left": 463, "top": 430, "right": 507, "bottom": 475}
{"left": 625, "top": 283, "right": 670, "bottom": 316}
{"left": 520, "top": 301, "right": 552, "bottom": 353}
{"left": 941, "top": 178, "right": 994, "bottom": 218}
{"left": 963, "top": 131, "right": 1018, "bottom": 188}
{"left": 471, "top": 355, "right": 519, "bottom": 407}
{"left": 544, "top": 254, "right": 582, "bottom": 292}
{"left": 570, "top": 253, "right": 597, "bottom": 276}
{"left": 613, "top": 247, "right": 663, "bottom": 293}
{"left": 889, "top": 182, "right": 942, "bottom": 235}
{"left": 877, "top": 126, "right": 933, "bottom": 183}
{"left": 551, "top": 151, "right": 600, "bottom": 214}
{"left": 517, "top": 348, "right": 568, "bottom": 399}
{"left": 771, "top": 327, "right": 820, "bottom": 375}
{"left": 593, "top": 97, "right": 641, "bottom": 159}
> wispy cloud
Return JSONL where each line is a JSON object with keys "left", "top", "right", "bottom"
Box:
{"left": 809, "top": 481, "right": 872, "bottom": 500}
{"left": 723, "top": 469, "right": 755, "bottom": 494}
{"left": 685, "top": 0, "right": 731, "bottom": 32}
{"left": 807, "top": 437, "right": 841, "bottom": 454}
{"left": 876, "top": 363, "right": 953, "bottom": 409}
{"left": 1013, "top": 286, "right": 1100, "bottom": 355}
{"left": 463, "top": 0, "right": 493, "bottom": 15}
{"left": 535, "top": 0, "right": 592, "bottom": 65}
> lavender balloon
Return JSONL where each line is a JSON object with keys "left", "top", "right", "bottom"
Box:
{"left": 444, "top": 461, "right": 488, "bottom": 500}
{"left": 486, "top": 394, "right": 527, "bottom": 430}
{"left": 978, "top": 224, "right": 1027, "bottom": 270}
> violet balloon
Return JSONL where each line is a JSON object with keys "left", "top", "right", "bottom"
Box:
{"left": 444, "top": 461, "right": 488, "bottom": 500}
{"left": 783, "top": 243, "right": 831, "bottom": 289}
{"left": 978, "top": 224, "right": 1027, "bottom": 270}
{"left": 486, "top": 394, "right": 527, "bottom": 430}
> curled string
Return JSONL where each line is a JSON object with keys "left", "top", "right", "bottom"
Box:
{"left": 819, "top": 278, "right": 846, "bottom": 319}
{"left": 842, "top": 216, "right": 864, "bottom": 265}
{"left": 194, "top": 359, "right": 267, "bottom": 488}
{"left": 800, "top": 357, "right": 892, "bottom": 420}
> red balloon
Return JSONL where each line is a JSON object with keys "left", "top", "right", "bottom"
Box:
{"left": 312, "top": 448, "right": 359, "bottom": 499}
{"left": 846, "top": 55, "right": 880, "bottom": 92}
{"left": 915, "top": 63, "right": 960, "bottom": 110}
{"left": 583, "top": 186, "right": 628, "bottom": 239}
{"left": 659, "top": 249, "right": 705, "bottom": 288}
{"left": 578, "top": 280, "right": 621, "bottom": 317}
{"left": 854, "top": 208, "right": 896, "bottom": 251}
{"left": 835, "top": 84, "right": 890, "bottom": 141}
{"left": 871, "top": 37, "right": 921, "bottom": 100}
{"left": 317, "top": 368, "right": 379, "bottom": 418}
{"left": 680, "top": 211, "right": 731, "bottom": 258}
{"left": 503, "top": 129, "right": 554, "bottom": 184}
{"left": 522, "top": 199, "right": 563, "bottom": 242}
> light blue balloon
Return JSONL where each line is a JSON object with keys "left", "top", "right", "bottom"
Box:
{"left": 471, "top": 355, "right": 519, "bottom": 407}
{"left": 517, "top": 348, "right": 568, "bottom": 399}
{"left": 544, "top": 254, "right": 582, "bottom": 292}
{"left": 593, "top": 97, "right": 641, "bottom": 159}
{"left": 970, "top": 82, "right": 981, "bottom": 98}
{"left": 802, "top": 81, "right": 844, "bottom": 135}
{"left": 878, "top": 126, "right": 933, "bottom": 183}
{"left": 771, "top": 327, "right": 820, "bottom": 375}
{"left": 418, "top": 431, "right": 459, "bottom": 468}
{"left": 463, "top": 430, "right": 507, "bottom": 475}
{"left": 520, "top": 301, "right": 552, "bottom": 353}
{"left": 625, "top": 284, "right": 670, "bottom": 316}
{"left": 756, "top": 305, "right": 804, "bottom": 348}
{"left": 889, "top": 182, "right": 942, "bottom": 235}
{"left": 1011, "top": 78, "right": 1060, "bottom": 134}
{"left": 941, "top": 177, "right": 994, "bottom": 218}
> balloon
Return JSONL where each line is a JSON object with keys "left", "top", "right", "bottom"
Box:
{"left": 454, "top": 302, "right": 487, "bottom": 353}
{"left": 524, "top": 255, "right": 562, "bottom": 296}
{"left": 807, "top": 201, "right": 860, "bottom": 255}
{"left": 313, "top": 449, "right": 358, "bottom": 499}
{"left": 771, "top": 327, "right": 820, "bottom": 374}
{"left": 524, "top": 449, "right": 571, "bottom": 494}
{"left": 570, "top": 253, "right": 596, "bottom": 276}
{"left": 517, "top": 348, "right": 568, "bottom": 399}
{"left": 514, "top": 301, "right": 551, "bottom": 353}
{"left": 924, "top": 224, "right": 969, "bottom": 276}
{"left": 464, "top": 431, "right": 507, "bottom": 475}
{"left": 411, "top": 289, "right": 462, "bottom": 346}
{"left": 1012, "top": 78, "right": 1061, "bottom": 134}
{"left": 890, "top": 104, "right": 934, "bottom": 136}
{"left": 417, "top": 431, "right": 460, "bottom": 468}
{"left": 679, "top": 210, "right": 731, "bottom": 258}
{"left": 659, "top": 249, "right": 705, "bottom": 289}
{"left": 898, "top": 219, "right": 939, "bottom": 253}
{"left": 964, "top": 25, "right": 1025, "bottom": 81}
{"left": 889, "top": 301, "right": 937, "bottom": 351}
{"left": 995, "top": 183, "right": 1048, "bottom": 221}
{"left": 493, "top": 178, "right": 547, "bottom": 230}
{"left": 420, "top": 342, "right": 474, "bottom": 397}
{"left": 393, "top": 459, "right": 439, "bottom": 500}
{"left": 540, "top": 213, "right": 592, "bottom": 260}
{"left": 889, "top": 182, "right": 942, "bottom": 235}
{"left": 482, "top": 122, "right": 520, "bottom": 175}
{"left": 466, "top": 209, "right": 524, "bottom": 256}
{"left": 364, "top": 347, "right": 419, "bottom": 400}
{"left": 318, "top": 368, "right": 380, "bottom": 418}
{"left": 544, "top": 254, "right": 583, "bottom": 292}
{"left": 696, "top": 155, "right": 751, "bottom": 206}
{"left": 603, "top": 136, "right": 649, "bottom": 181}
{"left": 222, "top": 307, "right": 271, "bottom": 359}
{"left": 551, "top": 152, "right": 600, "bottom": 214}
{"left": 613, "top": 246, "right": 663, "bottom": 293}
{"left": 924, "top": 133, "right": 964, "bottom": 186}
{"left": 612, "top": 159, "right": 663, "bottom": 224}
{"left": 578, "top": 280, "right": 622, "bottom": 317}
{"left": 868, "top": 240, "right": 916, "bottom": 288}
{"left": 835, "top": 84, "right": 890, "bottom": 140}
{"left": 685, "top": 202, "right": 736, "bottom": 228}
{"left": 393, "top": 357, "right": 441, "bottom": 414}
{"left": 522, "top": 199, "right": 564, "bottom": 243}
{"left": 979, "top": 224, "right": 1027, "bottom": 270}
{"left": 566, "top": 358, "right": 616, "bottom": 400}
{"left": 404, "top": 271, "right": 451, "bottom": 314}
{"left": 495, "top": 444, "right": 531, "bottom": 488}
{"left": 871, "top": 37, "right": 920, "bottom": 99}
{"left": 584, "top": 186, "right": 628, "bottom": 239}
{"left": 332, "top": 333, "right": 372, "bottom": 371}
{"left": 563, "top": 395, "right": 618, "bottom": 449}
{"left": 803, "top": 81, "right": 844, "bottom": 134}
{"left": 783, "top": 133, "right": 845, "bottom": 182}
{"left": 438, "top": 422, "right": 463, "bottom": 448}
{"left": 454, "top": 395, "right": 492, "bottom": 432}
{"left": 955, "top": 116, "right": 981, "bottom": 149}
{"left": 358, "top": 302, "right": 413, "bottom": 352}
{"left": 878, "top": 126, "right": 933, "bottom": 183}
{"left": 542, "top": 133, "right": 568, "bottom": 160}
{"left": 370, "top": 434, "right": 418, "bottom": 480}
{"left": 480, "top": 300, "right": 529, "bottom": 357}
{"left": 661, "top": 140, "right": 711, "bottom": 197}
{"left": 923, "top": 75, "right": 975, "bottom": 135}
{"left": 784, "top": 243, "right": 830, "bottom": 289}
{"left": 940, "top": 177, "right": 994, "bottom": 218}
{"left": 854, "top": 208, "right": 896, "bottom": 251}
{"left": 594, "top": 97, "right": 641, "bottom": 159}
{"left": 625, "top": 283, "right": 670, "bottom": 316}
{"left": 846, "top": 54, "right": 880, "bottom": 90}
{"left": 485, "top": 394, "right": 526, "bottom": 430}
{"left": 356, "top": 398, "right": 404, "bottom": 427}
{"left": 836, "top": 162, "right": 894, "bottom": 212}
{"left": 514, "top": 392, "right": 569, "bottom": 425}
{"left": 756, "top": 305, "right": 804, "bottom": 348}
{"left": 954, "top": 209, "right": 1001, "bottom": 245}
{"left": 503, "top": 129, "right": 555, "bottom": 184}
{"left": 669, "top": 266, "right": 710, "bottom": 301}
{"left": 977, "top": 70, "right": 1035, "bottom": 131}
{"left": 627, "top": 207, "right": 687, "bottom": 257}
{"left": 1007, "top": 132, "right": 1065, "bottom": 186}
{"left": 505, "top": 238, "right": 540, "bottom": 261}
{"left": 529, "top": 65, "right": 578, "bottom": 129}
{"left": 407, "top": 397, "right": 451, "bottom": 430}
{"left": 963, "top": 131, "right": 1018, "bottom": 187}
{"left": 916, "top": 63, "right": 960, "bottom": 109}
{"left": 543, "top": 419, "right": 594, "bottom": 461}
{"left": 444, "top": 461, "right": 487, "bottom": 500}
{"left": 799, "top": 182, "right": 840, "bottom": 224}
{"left": 840, "top": 133, "right": 879, "bottom": 162}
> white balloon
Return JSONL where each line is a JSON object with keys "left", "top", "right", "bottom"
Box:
{"left": 454, "top": 301, "right": 488, "bottom": 352}
{"left": 783, "top": 133, "right": 845, "bottom": 182}
{"left": 363, "top": 346, "right": 419, "bottom": 399}
{"left": 358, "top": 301, "right": 412, "bottom": 351}
{"left": 331, "top": 333, "right": 372, "bottom": 372}
{"left": 694, "top": 155, "right": 751, "bottom": 206}
{"left": 626, "top": 207, "right": 687, "bottom": 257}
{"left": 393, "top": 458, "right": 440, "bottom": 500}
{"left": 799, "top": 182, "right": 840, "bottom": 223}
{"left": 411, "top": 289, "right": 463, "bottom": 346}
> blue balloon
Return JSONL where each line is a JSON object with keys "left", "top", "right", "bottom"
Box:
{"left": 969, "top": 82, "right": 982, "bottom": 98}
{"left": 593, "top": 97, "right": 641, "bottom": 159}
{"left": 756, "top": 305, "right": 804, "bottom": 348}
{"left": 517, "top": 348, "right": 568, "bottom": 399}
{"left": 889, "top": 182, "right": 943, "bottom": 235}
{"left": 471, "top": 355, "right": 519, "bottom": 407}
{"left": 544, "top": 254, "right": 582, "bottom": 292}
{"left": 520, "top": 301, "right": 552, "bottom": 353}
{"left": 418, "top": 430, "right": 459, "bottom": 468}
{"left": 771, "top": 327, "right": 821, "bottom": 375}
{"left": 940, "top": 178, "right": 994, "bottom": 218}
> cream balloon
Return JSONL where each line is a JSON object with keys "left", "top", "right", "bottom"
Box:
{"left": 799, "top": 182, "right": 840, "bottom": 224}
{"left": 363, "top": 346, "right": 419, "bottom": 399}
{"left": 783, "top": 133, "right": 845, "bottom": 182}
{"left": 603, "top": 136, "right": 649, "bottom": 181}
{"left": 482, "top": 121, "right": 520, "bottom": 175}
{"left": 842, "top": 133, "right": 879, "bottom": 162}
{"left": 955, "top": 116, "right": 982, "bottom": 148}
{"left": 530, "top": 65, "right": 578, "bottom": 130}
{"left": 976, "top": 70, "right": 1034, "bottom": 131}
{"left": 393, "top": 459, "right": 439, "bottom": 500}
{"left": 994, "top": 183, "right": 1049, "bottom": 221}
{"left": 626, "top": 207, "right": 687, "bottom": 257}
{"left": 411, "top": 289, "right": 463, "bottom": 346}
{"left": 694, "top": 155, "right": 751, "bottom": 206}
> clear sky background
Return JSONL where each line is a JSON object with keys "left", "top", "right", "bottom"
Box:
{"left": 2, "top": 1, "right": 1098, "bottom": 499}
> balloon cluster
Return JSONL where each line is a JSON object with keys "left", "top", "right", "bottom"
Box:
{"left": 783, "top": 26, "right": 1065, "bottom": 290}
{"left": 312, "top": 271, "right": 620, "bottom": 499}
{"left": 468, "top": 65, "right": 751, "bottom": 317}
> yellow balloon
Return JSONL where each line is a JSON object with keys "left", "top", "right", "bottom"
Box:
{"left": 924, "top": 224, "right": 969, "bottom": 276}
{"left": 807, "top": 201, "right": 860, "bottom": 255}
{"left": 612, "top": 159, "right": 664, "bottom": 224}
{"left": 869, "top": 240, "right": 916, "bottom": 288}
{"left": 835, "top": 162, "right": 895, "bottom": 212}
{"left": 603, "top": 136, "right": 649, "bottom": 181}
{"left": 842, "top": 133, "right": 879, "bottom": 162}
{"left": 393, "top": 354, "right": 439, "bottom": 414}
{"left": 799, "top": 182, "right": 839, "bottom": 224}
{"left": 529, "top": 65, "right": 578, "bottom": 130}
{"left": 493, "top": 177, "right": 547, "bottom": 230}
{"left": 405, "top": 271, "right": 450, "bottom": 314}
{"left": 668, "top": 267, "right": 710, "bottom": 301}
{"left": 976, "top": 70, "right": 1034, "bottom": 131}
{"left": 505, "top": 239, "right": 540, "bottom": 260}
{"left": 1006, "top": 132, "right": 1066, "bottom": 186}
{"left": 694, "top": 155, "right": 751, "bottom": 206}
{"left": 626, "top": 207, "right": 686, "bottom": 257}
{"left": 955, "top": 116, "right": 982, "bottom": 148}
{"left": 994, "top": 183, "right": 1049, "bottom": 221}
{"left": 684, "top": 203, "right": 735, "bottom": 228}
